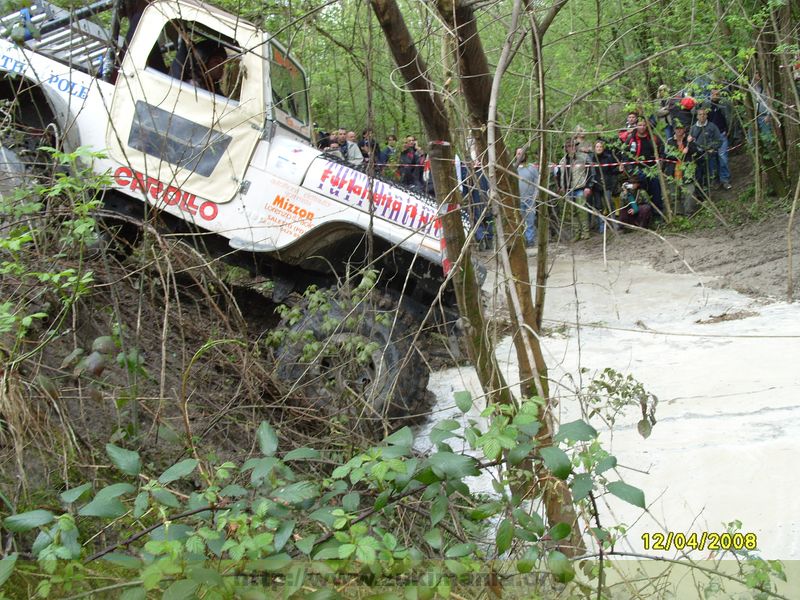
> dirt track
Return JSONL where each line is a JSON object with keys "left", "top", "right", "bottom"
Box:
{"left": 571, "top": 214, "right": 800, "bottom": 301}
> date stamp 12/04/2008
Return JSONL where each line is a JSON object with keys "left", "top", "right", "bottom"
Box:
{"left": 641, "top": 532, "right": 758, "bottom": 552}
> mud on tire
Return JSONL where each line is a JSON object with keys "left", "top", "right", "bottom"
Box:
{"left": 271, "top": 288, "right": 430, "bottom": 435}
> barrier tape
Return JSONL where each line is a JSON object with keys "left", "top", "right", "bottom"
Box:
{"left": 331, "top": 141, "right": 745, "bottom": 170}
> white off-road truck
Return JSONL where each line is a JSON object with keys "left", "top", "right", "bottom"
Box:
{"left": 0, "top": 0, "right": 461, "bottom": 427}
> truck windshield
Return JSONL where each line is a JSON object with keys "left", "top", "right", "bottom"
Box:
{"left": 270, "top": 44, "right": 309, "bottom": 125}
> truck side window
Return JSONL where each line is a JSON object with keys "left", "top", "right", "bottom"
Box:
{"left": 146, "top": 19, "right": 244, "bottom": 101}
{"left": 270, "top": 45, "right": 308, "bottom": 124}
{"left": 127, "top": 100, "right": 232, "bottom": 176}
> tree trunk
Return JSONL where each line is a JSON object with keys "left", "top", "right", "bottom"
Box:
{"left": 434, "top": 0, "right": 584, "bottom": 556}
{"left": 369, "top": 0, "right": 510, "bottom": 410}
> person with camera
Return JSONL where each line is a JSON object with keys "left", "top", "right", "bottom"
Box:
{"left": 617, "top": 173, "right": 653, "bottom": 230}
{"left": 665, "top": 122, "right": 701, "bottom": 215}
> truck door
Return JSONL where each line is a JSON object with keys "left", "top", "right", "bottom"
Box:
{"left": 106, "top": 1, "right": 264, "bottom": 205}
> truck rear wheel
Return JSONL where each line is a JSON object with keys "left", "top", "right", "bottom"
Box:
{"left": 272, "top": 289, "right": 430, "bottom": 436}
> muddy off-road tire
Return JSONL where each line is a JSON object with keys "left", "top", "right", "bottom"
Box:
{"left": 273, "top": 289, "right": 429, "bottom": 434}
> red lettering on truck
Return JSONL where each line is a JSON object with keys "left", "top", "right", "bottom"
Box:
{"left": 113, "top": 167, "right": 218, "bottom": 221}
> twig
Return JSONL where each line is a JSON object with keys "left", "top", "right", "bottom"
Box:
{"left": 84, "top": 503, "right": 222, "bottom": 563}
{"left": 786, "top": 171, "right": 800, "bottom": 302}
{"left": 587, "top": 491, "right": 604, "bottom": 600}
{"left": 577, "top": 550, "right": 794, "bottom": 600}
{"left": 61, "top": 581, "right": 143, "bottom": 600}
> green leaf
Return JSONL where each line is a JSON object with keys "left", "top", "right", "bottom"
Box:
{"left": 120, "top": 588, "right": 147, "bottom": 600}
{"left": 257, "top": 421, "right": 278, "bottom": 456}
{"left": 517, "top": 558, "right": 535, "bottom": 574}
{"left": 295, "top": 534, "right": 317, "bottom": 555}
{"left": 32, "top": 528, "right": 55, "bottom": 556}
{"left": 607, "top": 481, "right": 646, "bottom": 509}
{"left": 428, "top": 451, "right": 479, "bottom": 479}
{"left": 595, "top": 455, "right": 617, "bottom": 475}
{"left": 429, "top": 493, "right": 447, "bottom": 526}
{"left": 445, "top": 559, "right": 468, "bottom": 576}
{"left": 272, "top": 481, "right": 318, "bottom": 506}
{"left": 547, "top": 550, "right": 575, "bottom": 583}
{"left": 330, "top": 465, "right": 350, "bottom": 480}
{"left": 356, "top": 542, "right": 376, "bottom": 564}
{"left": 481, "top": 437, "right": 502, "bottom": 461}
{"left": 313, "top": 547, "right": 340, "bottom": 560}
{"left": 133, "top": 492, "right": 149, "bottom": 518}
{"left": 158, "top": 459, "right": 198, "bottom": 484}
{"left": 549, "top": 522, "right": 571, "bottom": 541}
{"left": 508, "top": 441, "right": 536, "bottom": 466}
{"left": 454, "top": 390, "right": 472, "bottom": 413}
{"left": 151, "top": 488, "right": 181, "bottom": 509}
{"left": 250, "top": 553, "right": 292, "bottom": 571}
{"left": 539, "top": 447, "right": 572, "bottom": 479}
{"left": 188, "top": 567, "right": 224, "bottom": 587}
{"left": 101, "top": 553, "right": 141, "bottom": 570}
{"left": 284, "top": 447, "right": 320, "bottom": 461}
{"left": 106, "top": 443, "right": 142, "bottom": 476}
{"left": 496, "top": 518, "right": 514, "bottom": 555}
{"left": 60, "top": 483, "right": 92, "bottom": 504}
{"left": 445, "top": 543, "right": 474, "bottom": 558}
{"left": 384, "top": 426, "right": 413, "bottom": 447}
{"left": 342, "top": 492, "right": 360, "bottom": 512}
{"left": 219, "top": 485, "right": 248, "bottom": 498}
{"left": 163, "top": 578, "right": 200, "bottom": 600}
{"left": 79, "top": 497, "right": 125, "bottom": 518}
{"left": 423, "top": 528, "right": 442, "bottom": 550}
{"left": 339, "top": 543, "right": 357, "bottom": 559}
{"left": 274, "top": 520, "right": 295, "bottom": 552}
{"left": 374, "top": 490, "right": 390, "bottom": 511}
{"left": 247, "top": 457, "right": 279, "bottom": 486}
{"left": 637, "top": 419, "right": 652, "bottom": 439}
{"left": 469, "top": 502, "right": 500, "bottom": 522}
{"left": 0, "top": 553, "right": 18, "bottom": 587}
{"left": 570, "top": 473, "right": 594, "bottom": 502}
{"left": 309, "top": 507, "right": 336, "bottom": 528}
{"left": 554, "top": 419, "right": 598, "bottom": 443}
{"left": 3, "top": 510, "right": 54, "bottom": 532}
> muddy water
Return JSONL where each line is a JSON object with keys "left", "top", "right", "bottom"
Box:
{"left": 417, "top": 252, "right": 800, "bottom": 559}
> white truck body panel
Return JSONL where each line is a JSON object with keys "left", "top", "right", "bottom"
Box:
{"left": 0, "top": 0, "right": 446, "bottom": 269}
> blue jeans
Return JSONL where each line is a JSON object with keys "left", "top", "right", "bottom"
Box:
{"left": 521, "top": 195, "right": 537, "bottom": 245}
{"left": 710, "top": 133, "right": 730, "bottom": 184}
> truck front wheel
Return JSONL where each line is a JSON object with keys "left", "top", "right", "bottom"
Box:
{"left": 271, "top": 288, "right": 430, "bottom": 437}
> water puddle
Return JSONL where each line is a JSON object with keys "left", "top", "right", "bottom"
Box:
{"left": 417, "top": 253, "right": 800, "bottom": 559}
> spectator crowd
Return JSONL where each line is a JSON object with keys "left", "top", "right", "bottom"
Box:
{"left": 315, "top": 82, "right": 745, "bottom": 246}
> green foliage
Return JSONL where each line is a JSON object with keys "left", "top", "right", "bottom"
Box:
{"left": 584, "top": 367, "right": 658, "bottom": 437}
{"left": 1, "top": 396, "right": 786, "bottom": 598}
{"left": 0, "top": 146, "right": 104, "bottom": 357}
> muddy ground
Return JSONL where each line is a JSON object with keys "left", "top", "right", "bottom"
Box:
{"left": 563, "top": 152, "right": 799, "bottom": 301}
{"left": 572, "top": 212, "right": 800, "bottom": 301}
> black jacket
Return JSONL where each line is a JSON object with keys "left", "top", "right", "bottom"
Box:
{"left": 591, "top": 149, "right": 620, "bottom": 194}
